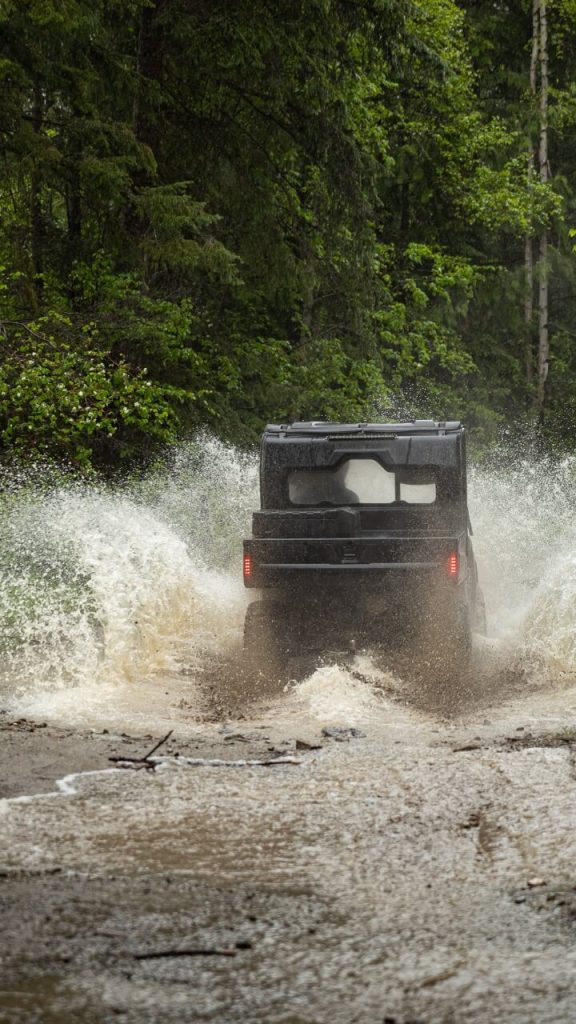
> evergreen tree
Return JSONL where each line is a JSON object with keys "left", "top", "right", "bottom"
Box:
{"left": 1, "top": 0, "right": 574, "bottom": 466}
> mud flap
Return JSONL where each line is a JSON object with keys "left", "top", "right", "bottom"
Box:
{"left": 473, "top": 586, "right": 487, "bottom": 636}
{"left": 418, "top": 597, "right": 472, "bottom": 681}
{"left": 243, "top": 600, "right": 293, "bottom": 677}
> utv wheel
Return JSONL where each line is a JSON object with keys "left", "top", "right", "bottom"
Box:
{"left": 243, "top": 600, "right": 291, "bottom": 676}
{"left": 473, "top": 586, "right": 487, "bottom": 636}
{"left": 442, "top": 605, "right": 472, "bottom": 675}
{"left": 421, "top": 602, "right": 471, "bottom": 680}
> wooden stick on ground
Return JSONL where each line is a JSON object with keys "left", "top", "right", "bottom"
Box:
{"left": 134, "top": 947, "right": 237, "bottom": 959}
{"left": 109, "top": 754, "right": 302, "bottom": 770}
{"left": 109, "top": 729, "right": 173, "bottom": 767}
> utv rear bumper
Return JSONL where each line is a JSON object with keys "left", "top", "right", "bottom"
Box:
{"left": 242, "top": 536, "right": 467, "bottom": 589}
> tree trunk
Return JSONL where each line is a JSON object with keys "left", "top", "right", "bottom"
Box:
{"left": 536, "top": 0, "right": 549, "bottom": 417}
{"left": 66, "top": 132, "right": 83, "bottom": 247}
{"left": 531, "top": 0, "right": 539, "bottom": 94}
{"left": 537, "top": 229, "right": 549, "bottom": 414}
{"left": 30, "top": 86, "right": 44, "bottom": 306}
{"left": 132, "top": 0, "right": 167, "bottom": 157}
{"left": 525, "top": 0, "right": 539, "bottom": 387}
{"left": 524, "top": 236, "right": 534, "bottom": 385}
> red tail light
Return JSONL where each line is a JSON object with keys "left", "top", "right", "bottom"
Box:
{"left": 448, "top": 551, "right": 459, "bottom": 577}
{"left": 243, "top": 552, "right": 253, "bottom": 580}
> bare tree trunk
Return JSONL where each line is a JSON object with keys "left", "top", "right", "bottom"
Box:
{"left": 525, "top": 0, "right": 539, "bottom": 387}
{"left": 536, "top": 0, "right": 549, "bottom": 417}
{"left": 30, "top": 86, "right": 44, "bottom": 307}
{"left": 524, "top": 236, "right": 534, "bottom": 385}
{"left": 531, "top": 0, "right": 539, "bottom": 94}
{"left": 132, "top": 6, "right": 145, "bottom": 135}
{"left": 66, "top": 133, "right": 83, "bottom": 246}
{"left": 132, "top": 0, "right": 167, "bottom": 155}
{"left": 537, "top": 228, "right": 549, "bottom": 412}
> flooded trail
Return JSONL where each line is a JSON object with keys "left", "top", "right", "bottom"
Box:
{"left": 3, "top": 440, "right": 576, "bottom": 1022}
{"left": 4, "top": 660, "right": 576, "bottom": 1024}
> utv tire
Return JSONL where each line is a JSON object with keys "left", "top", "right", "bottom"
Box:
{"left": 421, "top": 601, "right": 471, "bottom": 681}
{"left": 243, "top": 600, "right": 291, "bottom": 677}
{"left": 442, "top": 604, "right": 472, "bottom": 677}
{"left": 473, "top": 586, "right": 487, "bottom": 636}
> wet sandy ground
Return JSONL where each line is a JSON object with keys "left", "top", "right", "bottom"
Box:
{"left": 3, "top": 650, "right": 576, "bottom": 1023}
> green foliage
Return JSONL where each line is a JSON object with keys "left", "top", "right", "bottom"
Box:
{"left": 0, "top": 314, "right": 186, "bottom": 468}
{"left": 1, "top": 0, "right": 576, "bottom": 466}
{"left": 288, "top": 339, "right": 390, "bottom": 424}
{"left": 458, "top": 0, "right": 576, "bottom": 442}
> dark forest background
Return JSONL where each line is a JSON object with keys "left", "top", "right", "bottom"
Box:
{"left": 1, "top": 0, "right": 576, "bottom": 468}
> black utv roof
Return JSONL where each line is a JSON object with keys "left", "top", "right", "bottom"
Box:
{"left": 265, "top": 420, "right": 463, "bottom": 438}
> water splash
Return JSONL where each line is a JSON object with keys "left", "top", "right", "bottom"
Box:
{"left": 469, "top": 448, "right": 576, "bottom": 680}
{"left": 520, "top": 551, "right": 576, "bottom": 681}
{"left": 0, "top": 436, "right": 254, "bottom": 704}
{"left": 268, "top": 654, "right": 422, "bottom": 738}
{"left": 2, "top": 435, "right": 576, "bottom": 725}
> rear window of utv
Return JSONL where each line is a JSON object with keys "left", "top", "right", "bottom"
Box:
{"left": 288, "top": 458, "right": 437, "bottom": 507}
{"left": 259, "top": 432, "right": 465, "bottom": 513}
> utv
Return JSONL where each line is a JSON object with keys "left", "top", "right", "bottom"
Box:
{"left": 242, "top": 421, "right": 485, "bottom": 674}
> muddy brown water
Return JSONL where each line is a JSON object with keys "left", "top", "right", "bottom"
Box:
{"left": 3, "top": 645, "right": 576, "bottom": 1024}
{"left": 3, "top": 442, "right": 576, "bottom": 1021}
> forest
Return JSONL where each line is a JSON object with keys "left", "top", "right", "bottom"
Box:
{"left": 1, "top": 0, "right": 576, "bottom": 468}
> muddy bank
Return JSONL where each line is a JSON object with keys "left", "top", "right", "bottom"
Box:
{"left": 4, "top": 674, "right": 576, "bottom": 1024}
{"left": 0, "top": 716, "right": 289, "bottom": 800}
